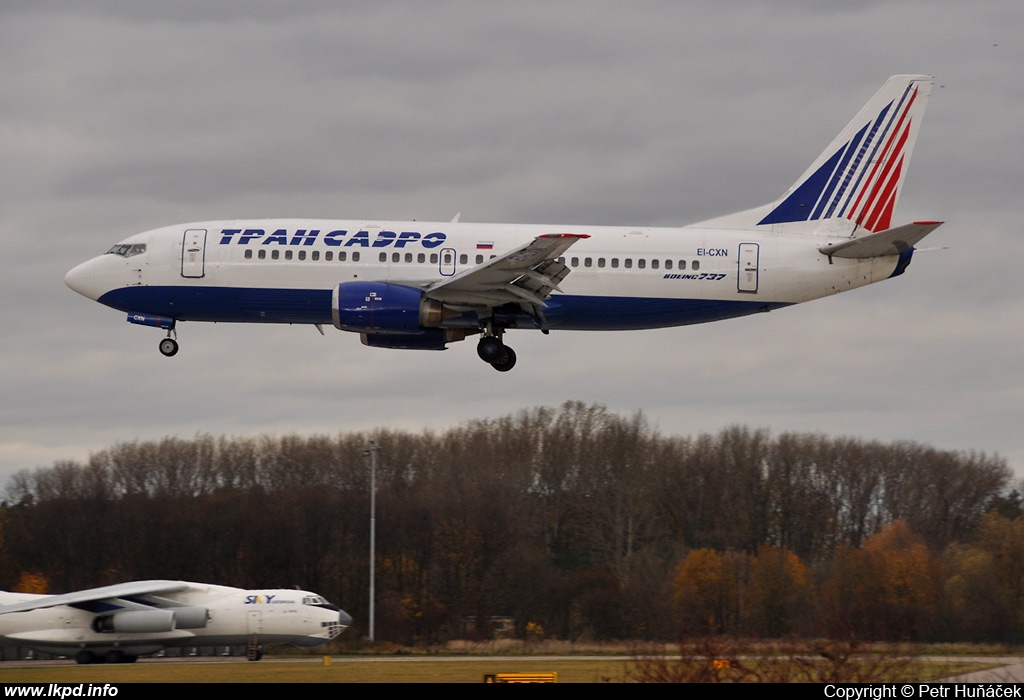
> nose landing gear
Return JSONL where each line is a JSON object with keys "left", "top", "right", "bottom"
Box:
{"left": 158, "top": 337, "right": 179, "bottom": 357}
{"left": 158, "top": 325, "right": 179, "bottom": 357}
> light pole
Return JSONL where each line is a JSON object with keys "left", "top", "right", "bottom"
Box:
{"left": 363, "top": 441, "right": 381, "bottom": 643}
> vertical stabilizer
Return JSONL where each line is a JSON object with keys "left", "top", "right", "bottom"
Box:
{"left": 690, "top": 75, "right": 933, "bottom": 234}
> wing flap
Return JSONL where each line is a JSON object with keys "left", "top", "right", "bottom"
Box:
{"left": 818, "top": 221, "right": 943, "bottom": 259}
{"left": 425, "top": 233, "right": 588, "bottom": 307}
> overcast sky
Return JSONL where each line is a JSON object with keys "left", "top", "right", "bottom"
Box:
{"left": 2, "top": 1, "right": 1022, "bottom": 488}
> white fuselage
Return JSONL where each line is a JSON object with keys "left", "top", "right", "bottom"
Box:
{"left": 0, "top": 584, "right": 349, "bottom": 659}
{"left": 65, "top": 218, "right": 903, "bottom": 332}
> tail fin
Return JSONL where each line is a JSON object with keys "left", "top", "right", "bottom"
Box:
{"left": 692, "top": 75, "right": 934, "bottom": 233}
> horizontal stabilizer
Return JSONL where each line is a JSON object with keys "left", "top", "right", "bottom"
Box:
{"left": 818, "top": 221, "right": 943, "bottom": 259}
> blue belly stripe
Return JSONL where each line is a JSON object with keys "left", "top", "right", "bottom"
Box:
{"left": 99, "top": 286, "right": 790, "bottom": 331}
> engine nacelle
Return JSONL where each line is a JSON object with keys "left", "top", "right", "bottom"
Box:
{"left": 332, "top": 282, "right": 447, "bottom": 334}
{"left": 92, "top": 609, "right": 176, "bottom": 634}
{"left": 169, "top": 606, "right": 209, "bottom": 629}
{"left": 361, "top": 328, "right": 468, "bottom": 350}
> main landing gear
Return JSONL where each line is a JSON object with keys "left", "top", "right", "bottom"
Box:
{"left": 74, "top": 649, "right": 138, "bottom": 664}
{"left": 477, "top": 334, "right": 516, "bottom": 372}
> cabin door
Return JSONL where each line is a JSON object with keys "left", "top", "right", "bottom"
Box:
{"left": 181, "top": 229, "right": 207, "bottom": 278}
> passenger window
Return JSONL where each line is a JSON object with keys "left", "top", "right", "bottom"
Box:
{"left": 624, "top": 259, "right": 632, "bottom": 269}
{"left": 598, "top": 258, "right": 606, "bottom": 268}
{"left": 638, "top": 259, "right": 645, "bottom": 269}
{"left": 285, "top": 250, "right": 293, "bottom": 260}
{"left": 571, "top": 257, "right": 579, "bottom": 267}
{"left": 244, "top": 249, "right": 253, "bottom": 259}
{"left": 680, "top": 260, "right": 686, "bottom": 270}
{"left": 692, "top": 260, "right": 700, "bottom": 270}
{"left": 405, "top": 253, "right": 413, "bottom": 263}
{"left": 611, "top": 258, "right": 619, "bottom": 269}
{"left": 476, "top": 255, "right": 483, "bottom": 264}
{"left": 651, "top": 259, "right": 659, "bottom": 270}
{"left": 352, "top": 252, "right": 360, "bottom": 262}
{"left": 665, "top": 260, "right": 672, "bottom": 270}
{"left": 392, "top": 252, "right": 400, "bottom": 263}
{"left": 584, "top": 257, "right": 592, "bottom": 267}
{"left": 312, "top": 251, "right": 320, "bottom": 261}
{"left": 380, "top": 252, "right": 387, "bottom": 263}
{"left": 458, "top": 254, "right": 466, "bottom": 264}
{"left": 430, "top": 253, "right": 438, "bottom": 264}
{"left": 298, "top": 250, "right": 306, "bottom": 261}
{"left": 271, "top": 250, "right": 279, "bottom": 260}
{"left": 418, "top": 253, "right": 426, "bottom": 263}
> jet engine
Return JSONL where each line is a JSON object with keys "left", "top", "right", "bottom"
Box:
{"left": 166, "top": 606, "right": 209, "bottom": 629}
{"left": 332, "top": 282, "right": 450, "bottom": 334}
{"left": 92, "top": 607, "right": 208, "bottom": 633}
{"left": 93, "top": 610, "right": 176, "bottom": 634}
{"left": 361, "top": 328, "right": 467, "bottom": 350}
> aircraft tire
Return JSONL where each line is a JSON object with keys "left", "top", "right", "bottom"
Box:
{"left": 105, "top": 650, "right": 126, "bottom": 664}
{"left": 477, "top": 336, "right": 504, "bottom": 363}
{"left": 159, "top": 338, "right": 179, "bottom": 357}
{"left": 75, "top": 650, "right": 96, "bottom": 665}
{"left": 491, "top": 346, "right": 516, "bottom": 372}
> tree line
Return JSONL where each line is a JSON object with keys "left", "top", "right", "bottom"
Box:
{"left": 1, "top": 402, "right": 1018, "bottom": 642}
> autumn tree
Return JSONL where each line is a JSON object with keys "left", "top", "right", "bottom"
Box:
{"left": 673, "top": 548, "right": 740, "bottom": 635}
{"left": 743, "top": 545, "right": 810, "bottom": 636}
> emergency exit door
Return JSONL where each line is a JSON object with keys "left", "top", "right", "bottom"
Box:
{"left": 738, "top": 242, "right": 759, "bottom": 293}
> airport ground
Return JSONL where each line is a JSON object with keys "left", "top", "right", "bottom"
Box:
{"left": 0, "top": 653, "right": 1014, "bottom": 683}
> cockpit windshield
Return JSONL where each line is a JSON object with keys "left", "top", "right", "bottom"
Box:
{"left": 106, "top": 243, "right": 147, "bottom": 258}
{"left": 303, "top": 594, "right": 339, "bottom": 611}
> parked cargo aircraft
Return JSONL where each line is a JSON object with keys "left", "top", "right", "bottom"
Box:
{"left": 0, "top": 580, "right": 352, "bottom": 664}
{"left": 65, "top": 75, "right": 939, "bottom": 371}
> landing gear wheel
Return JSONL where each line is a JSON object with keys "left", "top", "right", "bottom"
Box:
{"left": 75, "top": 650, "right": 96, "bottom": 665}
{"left": 490, "top": 345, "right": 517, "bottom": 372}
{"left": 159, "top": 337, "right": 179, "bottom": 357}
{"left": 477, "top": 336, "right": 505, "bottom": 363}
{"left": 105, "top": 650, "right": 126, "bottom": 664}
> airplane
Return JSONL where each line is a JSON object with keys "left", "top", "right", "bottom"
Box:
{"left": 0, "top": 580, "right": 352, "bottom": 664}
{"left": 64, "top": 75, "right": 940, "bottom": 372}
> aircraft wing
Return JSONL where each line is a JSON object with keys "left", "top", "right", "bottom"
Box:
{"left": 423, "top": 233, "right": 589, "bottom": 308}
{"left": 0, "top": 580, "right": 190, "bottom": 615}
{"left": 818, "top": 221, "right": 943, "bottom": 259}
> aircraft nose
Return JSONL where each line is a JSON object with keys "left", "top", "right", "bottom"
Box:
{"left": 65, "top": 258, "right": 100, "bottom": 300}
{"left": 338, "top": 610, "right": 353, "bottom": 628}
